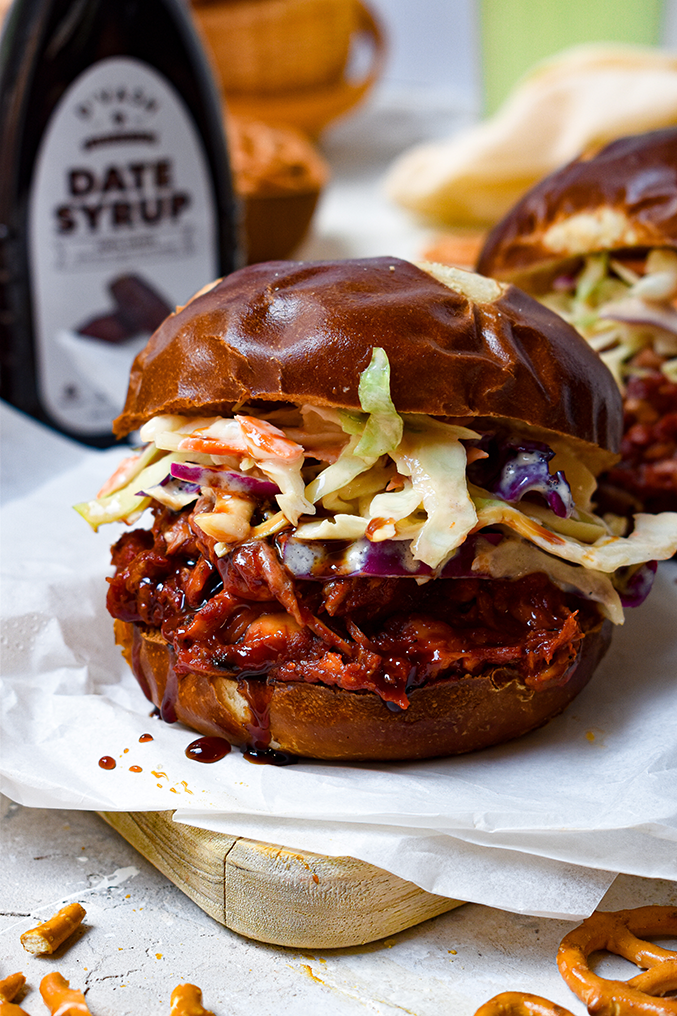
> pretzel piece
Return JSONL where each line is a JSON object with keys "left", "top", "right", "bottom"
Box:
{"left": 0, "top": 1002, "right": 31, "bottom": 1016}
{"left": 170, "top": 984, "right": 216, "bottom": 1016}
{"left": 40, "top": 973, "right": 92, "bottom": 1016}
{"left": 0, "top": 972, "right": 29, "bottom": 1016}
{"left": 0, "top": 974, "right": 25, "bottom": 1004}
{"left": 20, "top": 903, "right": 86, "bottom": 955}
{"left": 473, "top": 991, "right": 576, "bottom": 1015}
{"left": 557, "top": 905, "right": 677, "bottom": 1015}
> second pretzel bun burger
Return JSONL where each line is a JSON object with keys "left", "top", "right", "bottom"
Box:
{"left": 477, "top": 127, "right": 677, "bottom": 517}
{"left": 77, "top": 258, "right": 677, "bottom": 761}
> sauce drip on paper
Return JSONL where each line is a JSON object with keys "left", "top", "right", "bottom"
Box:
{"left": 185, "top": 736, "right": 231, "bottom": 763}
{"left": 242, "top": 746, "right": 297, "bottom": 767}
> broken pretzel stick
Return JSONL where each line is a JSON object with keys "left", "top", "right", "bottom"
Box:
{"left": 0, "top": 999, "right": 30, "bottom": 1016}
{"left": 0, "top": 1001, "right": 31, "bottom": 1016}
{"left": 20, "top": 903, "right": 86, "bottom": 955}
{"left": 170, "top": 983, "right": 216, "bottom": 1016}
{"left": 473, "top": 991, "right": 575, "bottom": 1015}
{"left": 40, "top": 972, "right": 92, "bottom": 1016}
{"left": 0, "top": 972, "right": 29, "bottom": 1016}
{"left": 0, "top": 974, "right": 26, "bottom": 1002}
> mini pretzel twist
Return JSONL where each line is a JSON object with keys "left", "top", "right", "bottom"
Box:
{"left": 39, "top": 972, "right": 92, "bottom": 1016}
{"left": 557, "top": 905, "right": 677, "bottom": 1015}
{"left": 170, "top": 984, "right": 216, "bottom": 1016}
{"left": 0, "top": 972, "right": 29, "bottom": 1016}
{"left": 473, "top": 991, "right": 576, "bottom": 1015}
{"left": 20, "top": 904, "right": 86, "bottom": 955}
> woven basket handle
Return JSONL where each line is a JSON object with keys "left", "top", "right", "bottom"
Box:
{"left": 225, "top": 0, "right": 388, "bottom": 136}
{"left": 347, "top": 0, "right": 387, "bottom": 96}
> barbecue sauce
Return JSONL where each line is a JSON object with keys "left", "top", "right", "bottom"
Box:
{"left": 185, "top": 735, "right": 231, "bottom": 763}
{"left": 159, "top": 652, "right": 179, "bottom": 724}
{"left": 242, "top": 746, "right": 298, "bottom": 767}
{"left": 0, "top": 0, "right": 239, "bottom": 446}
{"left": 238, "top": 676, "right": 297, "bottom": 765}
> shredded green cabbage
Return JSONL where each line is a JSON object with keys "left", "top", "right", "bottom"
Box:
{"left": 368, "top": 479, "right": 422, "bottom": 524}
{"left": 471, "top": 487, "right": 677, "bottom": 572}
{"left": 472, "top": 535, "right": 624, "bottom": 624}
{"left": 304, "top": 352, "right": 480, "bottom": 568}
{"left": 74, "top": 453, "right": 174, "bottom": 531}
{"left": 304, "top": 434, "right": 381, "bottom": 505}
{"left": 305, "top": 347, "right": 404, "bottom": 505}
{"left": 337, "top": 408, "right": 367, "bottom": 435}
{"left": 294, "top": 514, "right": 368, "bottom": 540}
{"left": 391, "top": 420, "right": 478, "bottom": 568}
{"left": 354, "top": 347, "right": 403, "bottom": 459}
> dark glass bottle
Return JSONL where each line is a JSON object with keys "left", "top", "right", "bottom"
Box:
{"left": 0, "top": 0, "right": 239, "bottom": 446}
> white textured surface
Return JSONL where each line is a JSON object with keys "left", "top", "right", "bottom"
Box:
{"left": 2, "top": 794, "right": 676, "bottom": 1016}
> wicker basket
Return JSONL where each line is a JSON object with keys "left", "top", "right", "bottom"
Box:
{"left": 193, "top": 0, "right": 386, "bottom": 135}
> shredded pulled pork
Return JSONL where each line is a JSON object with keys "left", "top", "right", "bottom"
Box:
{"left": 596, "top": 352, "right": 677, "bottom": 517}
{"left": 107, "top": 506, "right": 600, "bottom": 709}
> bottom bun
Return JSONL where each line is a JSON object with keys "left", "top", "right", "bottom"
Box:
{"left": 113, "top": 609, "right": 609, "bottom": 764}
{"left": 115, "top": 617, "right": 612, "bottom": 761}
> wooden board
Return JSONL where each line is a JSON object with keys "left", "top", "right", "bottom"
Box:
{"left": 99, "top": 810, "right": 464, "bottom": 948}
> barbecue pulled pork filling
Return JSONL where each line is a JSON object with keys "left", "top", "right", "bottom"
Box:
{"left": 80, "top": 351, "right": 677, "bottom": 716}
{"left": 595, "top": 350, "right": 677, "bottom": 517}
{"left": 107, "top": 504, "right": 599, "bottom": 710}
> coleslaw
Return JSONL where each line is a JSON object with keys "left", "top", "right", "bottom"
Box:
{"left": 75, "top": 348, "right": 677, "bottom": 624}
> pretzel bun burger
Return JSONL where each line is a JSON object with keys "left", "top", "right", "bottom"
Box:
{"left": 477, "top": 127, "right": 677, "bottom": 517}
{"left": 76, "top": 257, "right": 677, "bottom": 761}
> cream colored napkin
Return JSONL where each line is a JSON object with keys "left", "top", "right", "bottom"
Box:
{"left": 385, "top": 44, "right": 677, "bottom": 228}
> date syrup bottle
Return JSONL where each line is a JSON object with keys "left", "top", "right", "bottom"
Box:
{"left": 0, "top": 0, "right": 239, "bottom": 445}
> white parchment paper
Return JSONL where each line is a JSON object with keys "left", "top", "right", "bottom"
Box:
{"left": 2, "top": 402, "right": 676, "bottom": 919}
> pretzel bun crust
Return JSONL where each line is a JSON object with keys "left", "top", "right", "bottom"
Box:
{"left": 476, "top": 128, "right": 677, "bottom": 285}
{"left": 107, "top": 257, "right": 623, "bottom": 761}
{"left": 113, "top": 257, "right": 621, "bottom": 470}
{"left": 116, "top": 617, "right": 612, "bottom": 761}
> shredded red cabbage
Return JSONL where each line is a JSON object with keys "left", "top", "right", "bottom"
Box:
{"left": 600, "top": 299, "right": 677, "bottom": 335}
{"left": 277, "top": 532, "right": 502, "bottom": 579}
{"left": 615, "top": 560, "right": 658, "bottom": 608}
{"left": 160, "top": 475, "right": 199, "bottom": 492}
{"left": 170, "top": 461, "right": 280, "bottom": 497}
{"left": 136, "top": 476, "right": 201, "bottom": 505}
{"left": 469, "top": 436, "right": 574, "bottom": 518}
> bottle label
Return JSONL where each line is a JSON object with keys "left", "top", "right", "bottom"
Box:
{"left": 29, "top": 56, "right": 220, "bottom": 436}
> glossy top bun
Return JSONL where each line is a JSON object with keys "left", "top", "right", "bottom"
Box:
{"left": 114, "top": 257, "right": 621, "bottom": 468}
{"left": 477, "top": 128, "right": 677, "bottom": 284}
